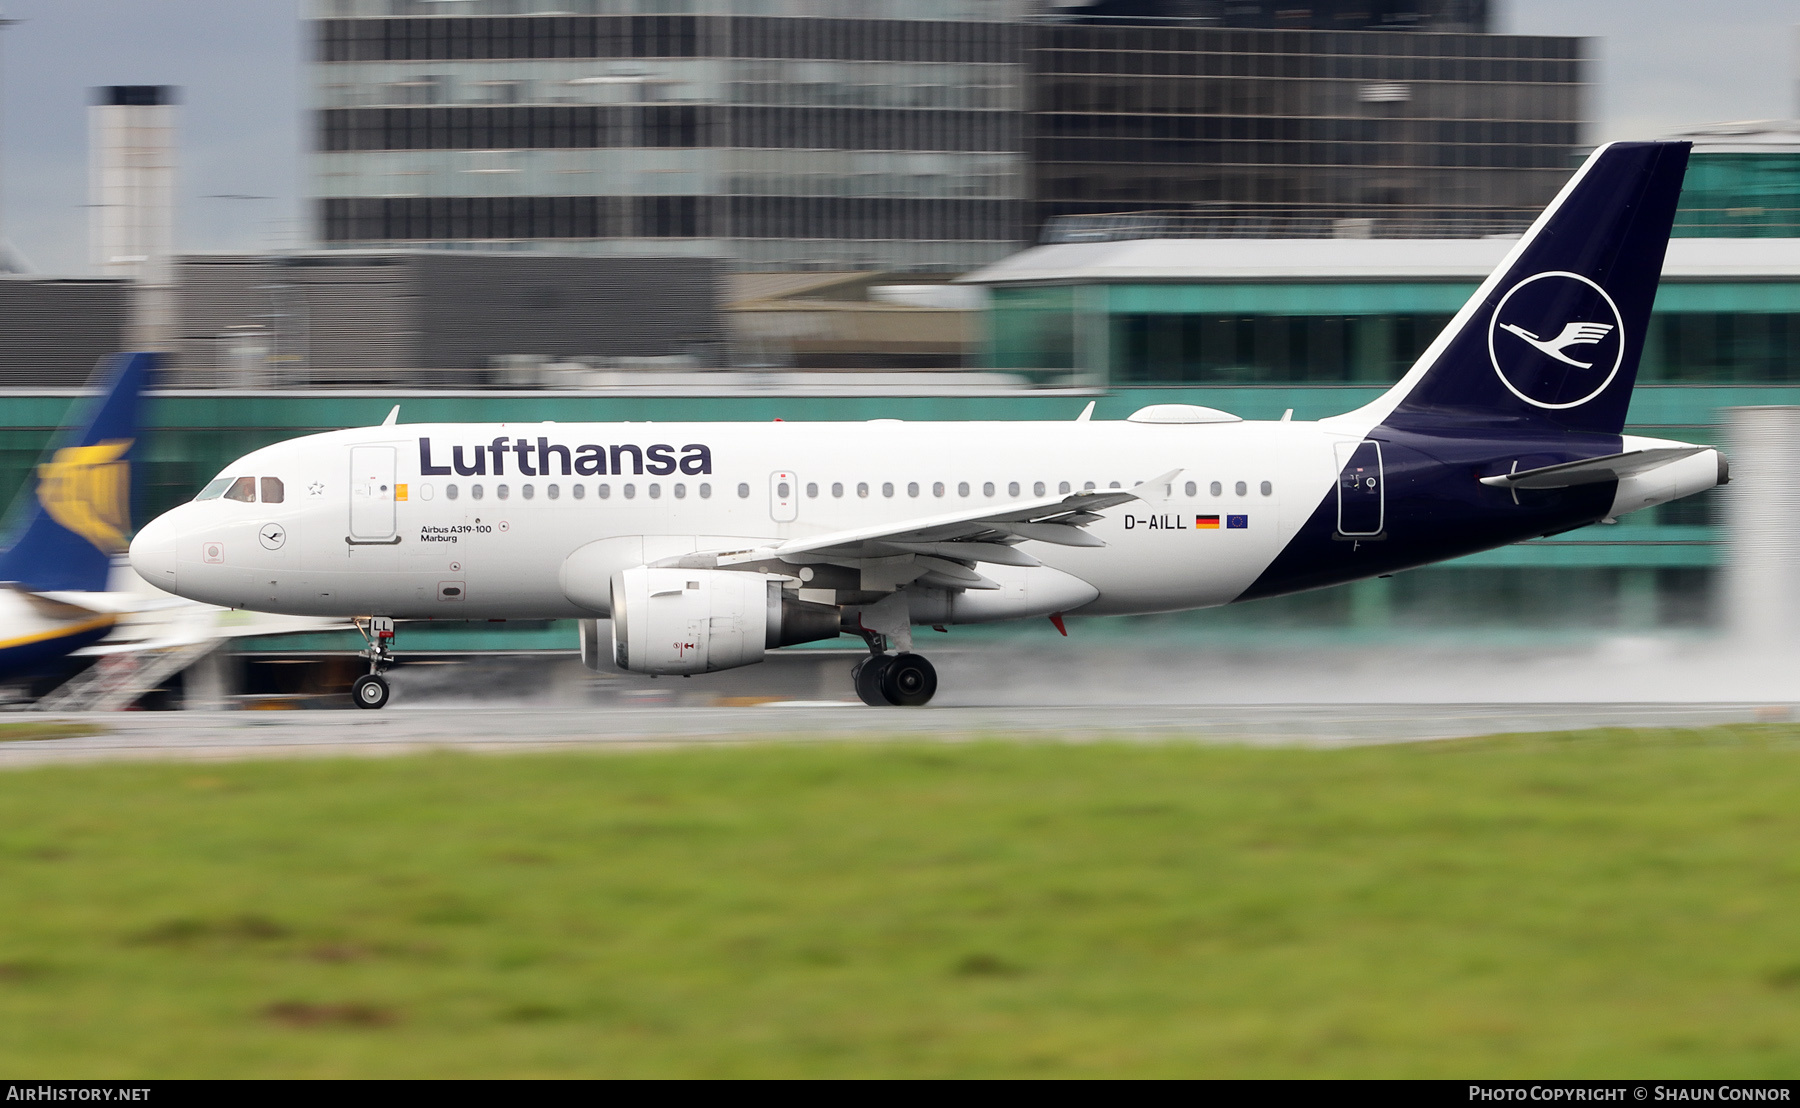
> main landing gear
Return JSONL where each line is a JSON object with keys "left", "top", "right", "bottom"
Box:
{"left": 352, "top": 616, "right": 395, "bottom": 710}
{"left": 851, "top": 630, "right": 937, "bottom": 707}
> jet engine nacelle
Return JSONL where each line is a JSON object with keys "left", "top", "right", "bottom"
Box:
{"left": 609, "top": 566, "right": 840, "bottom": 675}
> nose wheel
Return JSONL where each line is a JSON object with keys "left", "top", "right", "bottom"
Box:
{"left": 851, "top": 648, "right": 937, "bottom": 708}
{"left": 353, "top": 673, "right": 390, "bottom": 710}
{"left": 352, "top": 616, "right": 397, "bottom": 710}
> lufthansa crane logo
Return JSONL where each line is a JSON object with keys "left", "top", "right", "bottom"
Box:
{"left": 1487, "top": 271, "right": 1625, "bottom": 410}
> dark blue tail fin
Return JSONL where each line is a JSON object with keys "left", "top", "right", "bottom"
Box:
{"left": 1355, "top": 141, "right": 1691, "bottom": 437}
{"left": 0, "top": 352, "right": 155, "bottom": 592}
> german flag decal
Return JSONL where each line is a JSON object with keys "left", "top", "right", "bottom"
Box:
{"left": 1195, "top": 515, "right": 1220, "bottom": 529}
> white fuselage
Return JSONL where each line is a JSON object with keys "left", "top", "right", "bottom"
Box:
{"left": 129, "top": 415, "right": 1720, "bottom": 630}
{"left": 130, "top": 417, "right": 1344, "bottom": 621}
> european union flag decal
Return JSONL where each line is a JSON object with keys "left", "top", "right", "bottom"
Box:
{"left": 1226, "top": 515, "right": 1248, "bottom": 529}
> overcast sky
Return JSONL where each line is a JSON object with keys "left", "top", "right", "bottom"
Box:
{"left": 0, "top": 0, "right": 1792, "bottom": 275}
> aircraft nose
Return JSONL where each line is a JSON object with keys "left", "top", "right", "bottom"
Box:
{"left": 128, "top": 513, "right": 180, "bottom": 595}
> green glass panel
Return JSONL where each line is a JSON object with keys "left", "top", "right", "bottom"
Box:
{"left": 1673, "top": 152, "right": 1800, "bottom": 238}
{"left": 1105, "top": 283, "right": 1475, "bottom": 315}
{"left": 987, "top": 279, "right": 1800, "bottom": 383}
{"left": 1652, "top": 285, "right": 1800, "bottom": 312}
{"left": 1108, "top": 312, "right": 1457, "bottom": 384}
{"left": 988, "top": 285, "right": 1075, "bottom": 370}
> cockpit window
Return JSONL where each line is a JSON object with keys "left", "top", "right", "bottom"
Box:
{"left": 224, "top": 476, "right": 257, "bottom": 503}
{"left": 261, "top": 477, "right": 284, "bottom": 504}
{"left": 193, "top": 477, "right": 232, "bottom": 501}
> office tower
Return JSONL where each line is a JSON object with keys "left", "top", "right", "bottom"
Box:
{"left": 309, "top": 1, "right": 1031, "bottom": 272}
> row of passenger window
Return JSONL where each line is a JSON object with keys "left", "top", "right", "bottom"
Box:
{"left": 423, "top": 478, "right": 1275, "bottom": 501}
{"left": 795, "top": 479, "right": 1273, "bottom": 498}
{"left": 435, "top": 481, "right": 712, "bottom": 501}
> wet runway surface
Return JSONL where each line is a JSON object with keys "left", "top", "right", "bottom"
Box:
{"left": 3, "top": 701, "right": 1793, "bottom": 767}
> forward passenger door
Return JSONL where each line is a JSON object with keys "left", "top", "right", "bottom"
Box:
{"left": 349, "top": 445, "right": 398, "bottom": 542}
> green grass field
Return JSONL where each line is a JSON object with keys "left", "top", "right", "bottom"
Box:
{"left": 0, "top": 721, "right": 101, "bottom": 743}
{"left": 3, "top": 727, "right": 1800, "bottom": 1077}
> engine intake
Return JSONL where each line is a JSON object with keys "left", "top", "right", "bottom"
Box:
{"left": 610, "top": 566, "right": 839, "bottom": 675}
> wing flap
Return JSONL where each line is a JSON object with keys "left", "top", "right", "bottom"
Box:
{"left": 881, "top": 541, "right": 1041, "bottom": 567}
{"left": 993, "top": 522, "right": 1106, "bottom": 547}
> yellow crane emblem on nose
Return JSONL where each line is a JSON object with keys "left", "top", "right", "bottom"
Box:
{"left": 37, "top": 439, "right": 132, "bottom": 554}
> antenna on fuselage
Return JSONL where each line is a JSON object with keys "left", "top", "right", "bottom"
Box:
{"left": 1075, "top": 401, "right": 1095, "bottom": 422}
{"left": 381, "top": 405, "right": 399, "bottom": 426}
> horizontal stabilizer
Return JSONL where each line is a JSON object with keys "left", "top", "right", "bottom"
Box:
{"left": 1479, "top": 446, "right": 1709, "bottom": 490}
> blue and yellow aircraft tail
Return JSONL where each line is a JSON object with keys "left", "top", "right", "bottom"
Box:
{"left": 0, "top": 352, "right": 155, "bottom": 593}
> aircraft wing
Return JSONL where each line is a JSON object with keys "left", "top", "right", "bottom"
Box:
{"left": 31, "top": 590, "right": 195, "bottom": 615}
{"left": 74, "top": 608, "right": 349, "bottom": 656}
{"left": 1479, "top": 447, "right": 1709, "bottom": 490}
{"left": 662, "top": 470, "right": 1179, "bottom": 591}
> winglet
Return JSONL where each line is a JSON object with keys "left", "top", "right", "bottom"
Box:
{"left": 1075, "top": 401, "right": 1095, "bottom": 422}
{"left": 381, "top": 405, "right": 400, "bottom": 427}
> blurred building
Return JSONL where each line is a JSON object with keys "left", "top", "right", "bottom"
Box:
{"left": 308, "top": 0, "right": 1033, "bottom": 273}
{"left": 1027, "top": 9, "right": 1581, "bottom": 236}
{"left": 1056, "top": 2, "right": 1488, "bottom": 32}
{"left": 170, "top": 251, "right": 725, "bottom": 388}
{"left": 727, "top": 272, "right": 980, "bottom": 370}
{"left": 304, "top": 1, "right": 1580, "bottom": 271}
{"left": 1667, "top": 120, "right": 1800, "bottom": 236}
{"left": 90, "top": 85, "right": 178, "bottom": 348}
{"left": 0, "top": 279, "right": 130, "bottom": 388}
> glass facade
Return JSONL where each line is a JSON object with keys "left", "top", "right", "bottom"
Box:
{"left": 1673, "top": 152, "right": 1800, "bottom": 238}
{"left": 1027, "top": 23, "right": 1585, "bottom": 235}
{"left": 988, "top": 280, "right": 1800, "bottom": 386}
{"left": 308, "top": 1, "right": 1032, "bottom": 271}
{"left": 306, "top": 1, "right": 1583, "bottom": 270}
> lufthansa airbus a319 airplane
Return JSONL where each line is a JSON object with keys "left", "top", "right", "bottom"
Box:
{"left": 130, "top": 141, "right": 1724, "bottom": 710}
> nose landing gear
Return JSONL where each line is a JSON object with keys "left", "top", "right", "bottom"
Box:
{"left": 352, "top": 616, "right": 395, "bottom": 710}
{"left": 850, "top": 629, "right": 937, "bottom": 707}
{"left": 353, "top": 673, "right": 389, "bottom": 709}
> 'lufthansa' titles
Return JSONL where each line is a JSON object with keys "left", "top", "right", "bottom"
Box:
{"left": 418, "top": 437, "right": 712, "bottom": 478}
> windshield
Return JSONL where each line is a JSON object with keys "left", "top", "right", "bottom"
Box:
{"left": 193, "top": 477, "right": 232, "bottom": 501}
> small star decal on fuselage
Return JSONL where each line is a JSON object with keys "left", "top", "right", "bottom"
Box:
{"left": 308, "top": 482, "right": 325, "bottom": 497}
